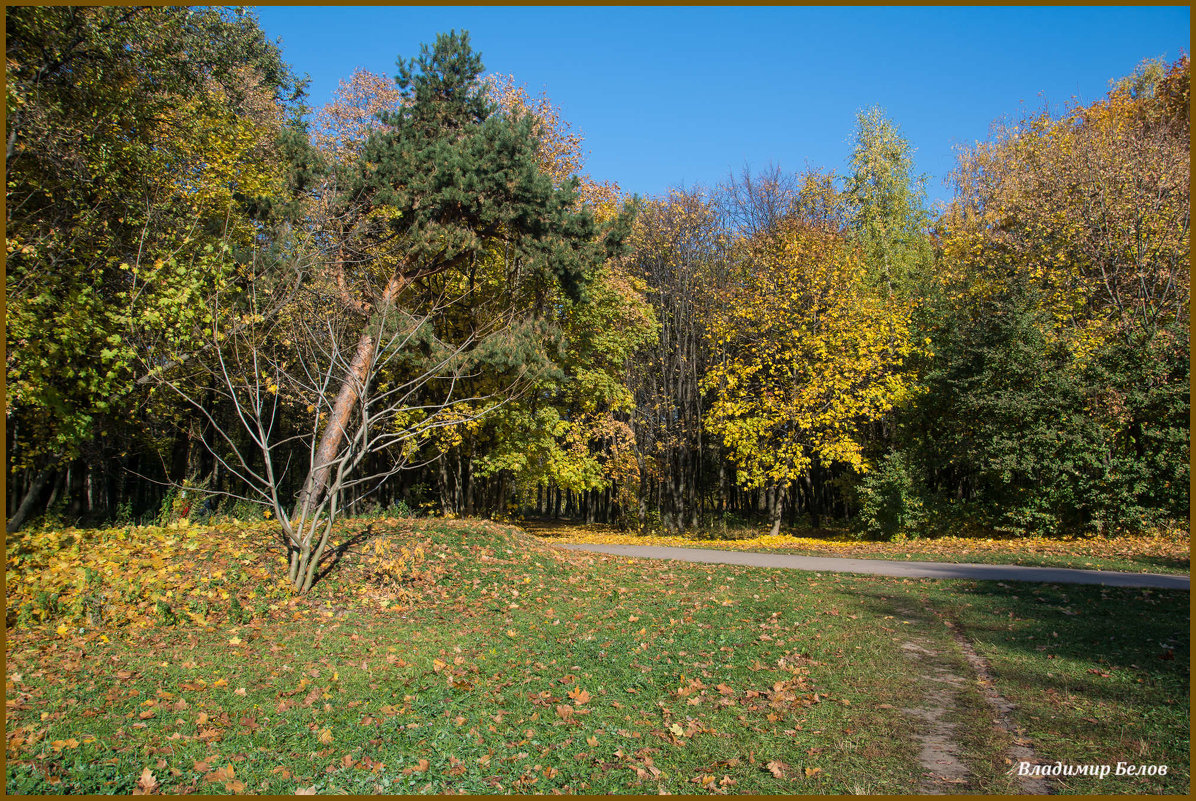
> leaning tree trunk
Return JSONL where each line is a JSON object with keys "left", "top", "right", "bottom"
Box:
{"left": 294, "top": 328, "right": 377, "bottom": 519}
{"left": 6, "top": 466, "right": 54, "bottom": 534}
{"left": 285, "top": 327, "right": 378, "bottom": 592}
{"left": 286, "top": 271, "right": 420, "bottom": 592}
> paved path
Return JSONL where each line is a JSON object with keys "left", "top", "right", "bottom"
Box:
{"left": 556, "top": 543, "right": 1190, "bottom": 590}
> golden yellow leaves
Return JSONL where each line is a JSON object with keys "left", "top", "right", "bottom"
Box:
{"left": 704, "top": 221, "right": 913, "bottom": 492}
{"left": 9, "top": 521, "right": 287, "bottom": 635}
{"left": 362, "top": 538, "right": 429, "bottom": 593}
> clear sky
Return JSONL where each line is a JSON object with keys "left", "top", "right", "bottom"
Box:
{"left": 252, "top": 6, "right": 1189, "bottom": 208}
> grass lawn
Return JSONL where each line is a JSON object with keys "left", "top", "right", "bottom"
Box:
{"left": 5, "top": 519, "right": 1189, "bottom": 794}
{"left": 524, "top": 521, "right": 1192, "bottom": 576}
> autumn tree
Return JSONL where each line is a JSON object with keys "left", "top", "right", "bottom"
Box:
{"left": 918, "top": 55, "right": 1190, "bottom": 534}
{"left": 5, "top": 6, "right": 305, "bottom": 532}
{"left": 704, "top": 212, "right": 914, "bottom": 536}
{"left": 153, "top": 32, "right": 625, "bottom": 591}
{"left": 407, "top": 74, "right": 650, "bottom": 526}
{"left": 624, "top": 190, "right": 724, "bottom": 532}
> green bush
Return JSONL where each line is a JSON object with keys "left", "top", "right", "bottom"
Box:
{"left": 856, "top": 451, "right": 927, "bottom": 541}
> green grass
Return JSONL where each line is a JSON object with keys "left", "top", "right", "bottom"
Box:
{"left": 919, "top": 580, "right": 1191, "bottom": 794}
{"left": 5, "top": 519, "right": 1189, "bottom": 794}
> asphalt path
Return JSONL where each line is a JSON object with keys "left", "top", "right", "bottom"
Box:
{"left": 556, "top": 542, "right": 1190, "bottom": 590}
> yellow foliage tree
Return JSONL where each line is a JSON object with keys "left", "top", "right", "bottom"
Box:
{"left": 943, "top": 55, "right": 1189, "bottom": 360}
{"left": 704, "top": 219, "right": 914, "bottom": 535}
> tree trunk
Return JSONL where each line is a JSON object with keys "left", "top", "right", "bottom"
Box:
{"left": 6, "top": 467, "right": 54, "bottom": 534}
{"left": 438, "top": 459, "right": 451, "bottom": 514}
{"left": 294, "top": 328, "right": 378, "bottom": 519}
{"left": 768, "top": 483, "right": 784, "bottom": 537}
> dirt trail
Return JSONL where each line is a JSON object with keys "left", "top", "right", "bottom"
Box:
{"left": 898, "top": 631, "right": 974, "bottom": 793}
{"left": 941, "top": 619, "right": 1052, "bottom": 795}
{"left": 897, "top": 606, "right": 1052, "bottom": 794}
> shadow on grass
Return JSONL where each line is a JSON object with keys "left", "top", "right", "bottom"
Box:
{"left": 311, "top": 523, "right": 381, "bottom": 587}
{"left": 848, "top": 579, "right": 1189, "bottom": 712}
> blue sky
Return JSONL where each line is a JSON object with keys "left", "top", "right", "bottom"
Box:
{"left": 253, "top": 6, "right": 1189, "bottom": 208}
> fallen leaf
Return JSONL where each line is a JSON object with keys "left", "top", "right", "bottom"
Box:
{"left": 210, "top": 765, "right": 235, "bottom": 783}
{"left": 765, "top": 760, "right": 790, "bottom": 779}
{"left": 134, "top": 767, "right": 158, "bottom": 795}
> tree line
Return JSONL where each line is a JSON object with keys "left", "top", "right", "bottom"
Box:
{"left": 7, "top": 8, "right": 1189, "bottom": 581}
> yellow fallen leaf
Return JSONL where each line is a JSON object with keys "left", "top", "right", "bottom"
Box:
{"left": 318, "top": 728, "right": 333, "bottom": 745}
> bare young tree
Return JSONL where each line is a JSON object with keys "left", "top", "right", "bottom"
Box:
{"left": 150, "top": 246, "right": 533, "bottom": 593}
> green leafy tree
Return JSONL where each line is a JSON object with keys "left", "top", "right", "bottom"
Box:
{"left": 844, "top": 107, "right": 934, "bottom": 301}
{"left": 918, "top": 55, "right": 1190, "bottom": 534}
{"left": 5, "top": 6, "right": 304, "bottom": 532}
